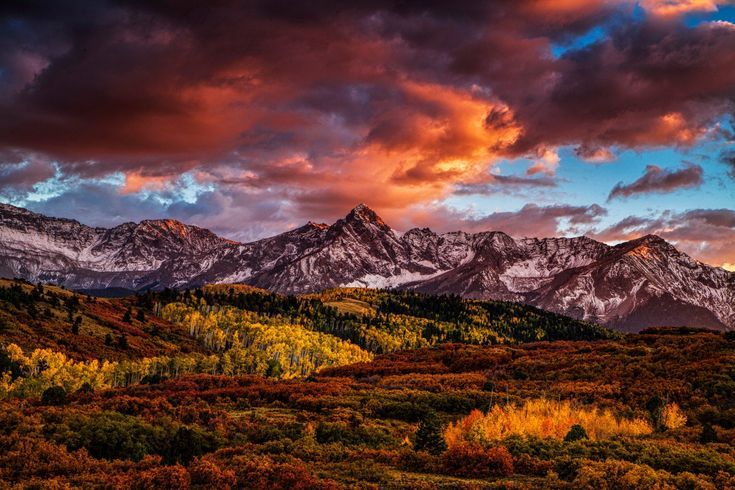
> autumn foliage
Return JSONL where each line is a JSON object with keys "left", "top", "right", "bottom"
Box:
{"left": 662, "top": 403, "right": 688, "bottom": 431}
{"left": 441, "top": 443, "right": 514, "bottom": 478}
{"left": 1, "top": 280, "right": 734, "bottom": 488}
{"left": 444, "top": 399, "right": 653, "bottom": 447}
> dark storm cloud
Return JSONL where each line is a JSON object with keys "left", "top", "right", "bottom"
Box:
{"left": 3, "top": 1, "right": 733, "bottom": 170}
{"left": 0, "top": 0, "right": 734, "bottom": 261}
{"left": 607, "top": 162, "right": 704, "bottom": 200}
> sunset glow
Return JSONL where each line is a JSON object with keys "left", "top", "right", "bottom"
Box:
{"left": 1, "top": 0, "right": 734, "bottom": 269}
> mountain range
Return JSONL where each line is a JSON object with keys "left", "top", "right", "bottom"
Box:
{"left": 0, "top": 202, "right": 733, "bottom": 332}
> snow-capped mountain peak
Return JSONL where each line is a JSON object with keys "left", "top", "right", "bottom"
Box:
{"left": 0, "top": 203, "right": 732, "bottom": 332}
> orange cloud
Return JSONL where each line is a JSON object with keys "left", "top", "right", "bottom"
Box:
{"left": 377, "top": 81, "right": 522, "bottom": 185}
{"left": 121, "top": 172, "right": 171, "bottom": 194}
{"left": 641, "top": 0, "right": 723, "bottom": 16}
{"left": 1, "top": 0, "right": 733, "bottom": 267}
{"left": 527, "top": 148, "right": 560, "bottom": 176}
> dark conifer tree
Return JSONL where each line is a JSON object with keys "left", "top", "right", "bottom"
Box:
{"left": 414, "top": 412, "right": 447, "bottom": 455}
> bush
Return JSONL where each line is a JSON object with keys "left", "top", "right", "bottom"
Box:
{"left": 395, "top": 448, "right": 439, "bottom": 473}
{"left": 661, "top": 403, "right": 687, "bottom": 431}
{"left": 134, "top": 465, "right": 191, "bottom": 490}
{"left": 513, "top": 453, "right": 553, "bottom": 476}
{"left": 572, "top": 459, "right": 716, "bottom": 490}
{"left": 164, "top": 425, "right": 221, "bottom": 464}
{"left": 189, "top": 457, "right": 237, "bottom": 489}
{"left": 369, "top": 400, "right": 430, "bottom": 422}
{"left": 234, "top": 455, "right": 335, "bottom": 490}
{"left": 441, "top": 443, "right": 514, "bottom": 478}
{"left": 315, "top": 422, "right": 396, "bottom": 449}
{"left": 554, "top": 456, "right": 582, "bottom": 481}
{"left": 564, "top": 424, "right": 589, "bottom": 442}
{"left": 141, "top": 373, "right": 168, "bottom": 385}
{"left": 41, "top": 386, "right": 67, "bottom": 406}
{"left": 67, "top": 412, "right": 162, "bottom": 461}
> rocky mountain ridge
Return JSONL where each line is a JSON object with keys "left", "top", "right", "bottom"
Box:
{"left": 1, "top": 202, "right": 733, "bottom": 331}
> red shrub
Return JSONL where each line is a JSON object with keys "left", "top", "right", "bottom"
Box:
{"left": 188, "top": 457, "right": 237, "bottom": 489}
{"left": 134, "top": 464, "right": 191, "bottom": 489}
{"left": 513, "top": 453, "right": 553, "bottom": 476}
{"left": 234, "top": 455, "right": 339, "bottom": 490}
{"left": 442, "top": 443, "right": 514, "bottom": 478}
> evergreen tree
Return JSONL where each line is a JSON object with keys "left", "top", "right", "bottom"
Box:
{"left": 123, "top": 307, "right": 132, "bottom": 323}
{"left": 700, "top": 423, "right": 718, "bottom": 443}
{"left": 564, "top": 424, "right": 589, "bottom": 442}
{"left": 27, "top": 302, "right": 38, "bottom": 320}
{"left": 265, "top": 358, "right": 283, "bottom": 378}
{"left": 414, "top": 412, "right": 447, "bottom": 455}
{"left": 136, "top": 309, "right": 146, "bottom": 322}
{"left": 646, "top": 395, "right": 666, "bottom": 430}
{"left": 71, "top": 316, "right": 82, "bottom": 335}
{"left": 41, "top": 386, "right": 67, "bottom": 406}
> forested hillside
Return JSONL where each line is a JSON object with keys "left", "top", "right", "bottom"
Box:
{"left": 1, "top": 279, "right": 614, "bottom": 399}
{"left": 148, "top": 285, "right": 618, "bottom": 354}
{"left": 2, "top": 278, "right": 734, "bottom": 488}
{"left": 1, "top": 328, "right": 734, "bottom": 488}
{"left": 0, "top": 278, "right": 206, "bottom": 360}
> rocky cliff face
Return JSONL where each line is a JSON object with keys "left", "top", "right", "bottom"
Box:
{"left": 1, "top": 202, "right": 733, "bottom": 331}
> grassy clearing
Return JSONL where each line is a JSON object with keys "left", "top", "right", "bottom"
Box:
{"left": 324, "top": 297, "right": 376, "bottom": 316}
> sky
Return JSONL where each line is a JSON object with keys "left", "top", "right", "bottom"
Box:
{"left": 0, "top": 0, "right": 734, "bottom": 271}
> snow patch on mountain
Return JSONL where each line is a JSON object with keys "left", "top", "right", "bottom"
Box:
{"left": 1, "top": 203, "right": 733, "bottom": 331}
{"left": 342, "top": 268, "right": 447, "bottom": 289}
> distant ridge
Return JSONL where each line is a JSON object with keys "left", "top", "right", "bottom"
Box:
{"left": 0, "top": 202, "right": 733, "bottom": 331}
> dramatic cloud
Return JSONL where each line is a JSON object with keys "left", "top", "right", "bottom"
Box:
{"left": 402, "top": 203, "right": 608, "bottom": 238}
{"left": 0, "top": 1, "right": 733, "bottom": 265}
{"left": 574, "top": 144, "right": 616, "bottom": 163}
{"left": 595, "top": 208, "right": 735, "bottom": 269}
{"left": 0, "top": 151, "right": 56, "bottom": 197}
{"left": 608, "top": 163, "right": 704, "bottom": 200}
{"left": 468, "top": 204, "right": 608, "bottom": 237}
{"left": 454, "top": 175, "right": 557, "bottom": 196}
{"left": 640, "top": 0, "right": 725, "bottom": 17}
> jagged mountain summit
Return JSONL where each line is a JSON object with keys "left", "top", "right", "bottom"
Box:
{"left": 1, "top": 202, "right": 733, "bottom": 331}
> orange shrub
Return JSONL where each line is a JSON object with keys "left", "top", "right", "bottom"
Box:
{"left": 661, "top": 403, "right": 687, "bottom": 431}
{"left": 445, "top": 399, "right": 652, "bottom": 447}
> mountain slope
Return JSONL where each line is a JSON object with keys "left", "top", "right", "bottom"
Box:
{"left": 0, "top": 202, "right": 733, "bottom": 331}
{"left": 0, "top": 203, "right": 235, "bottom": 289}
